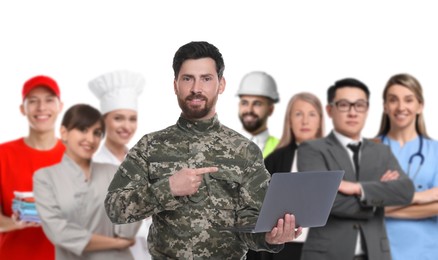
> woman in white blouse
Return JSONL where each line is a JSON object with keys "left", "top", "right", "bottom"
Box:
{"left": 33, "top": 104, "right": 140, "bottom": 260}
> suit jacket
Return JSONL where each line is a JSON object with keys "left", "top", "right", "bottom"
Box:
{"left": 297, "top": 132, "right": 414, "bottom": 260}
{"left": 264, "top": 142, "right": 297, "bottom": 174}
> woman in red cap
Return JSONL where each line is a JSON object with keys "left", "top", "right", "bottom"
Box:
{"left": 0, "top": 75, "right": 65, "bottom": 260}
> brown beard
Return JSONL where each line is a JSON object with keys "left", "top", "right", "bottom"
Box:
{"left": 178, "top": 93, "right": 215, "bottom": 120}
{"left": 239, "top": 113, "right": 264, "bottom": 133}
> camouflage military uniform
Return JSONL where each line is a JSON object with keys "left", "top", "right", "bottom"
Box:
{"left": 105, "top": 115, "right": 282, "bottom": 259}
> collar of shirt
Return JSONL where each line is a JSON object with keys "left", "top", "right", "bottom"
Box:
{"left": 94, "top": 144, "right": 125, "bottom": 165}
{"left": 177, "top": 114, "right": 221, "bottom": 133}
{"left": 63, "top": 154, "right": 93, "bottom": 182}
{"left": 332, "top": 130, "right": 363, "bottom": 150}
{"left": 248, "top": 129, "right": 270, "bottom": 151}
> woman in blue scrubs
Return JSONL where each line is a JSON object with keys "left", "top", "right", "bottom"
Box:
{"left": 377, "top": 73, "right": 438, "bottom": 260}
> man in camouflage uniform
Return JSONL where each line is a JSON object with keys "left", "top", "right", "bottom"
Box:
{"left": 105, "top": 41, "right": 300, "bottom": 259}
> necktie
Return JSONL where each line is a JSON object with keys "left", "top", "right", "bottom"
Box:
{"left": 347, "top": 142, "right": 361, "bottom": 177}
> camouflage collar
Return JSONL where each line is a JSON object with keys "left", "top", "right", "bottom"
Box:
{"left": 177, "top": 114, "right": 221, "bottom": 133}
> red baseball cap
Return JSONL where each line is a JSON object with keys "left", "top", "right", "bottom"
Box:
{"left": 22, "top": 75, "right": 61, "bottom": 100}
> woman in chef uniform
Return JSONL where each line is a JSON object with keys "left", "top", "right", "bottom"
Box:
{"left": 89, "top": 70, "right": 151, "bottom": 260}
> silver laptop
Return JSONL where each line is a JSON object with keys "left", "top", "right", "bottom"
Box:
{"left": 223, "top": 170, "right": 344, "bottom": 233}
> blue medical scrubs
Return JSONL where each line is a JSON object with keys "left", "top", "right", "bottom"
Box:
{"left": 384, "top": 136, "right": 438, "bottom": 260}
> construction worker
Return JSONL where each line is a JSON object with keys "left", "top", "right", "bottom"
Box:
{"left": 237, "top": 71, "right": 280, "bottom": 158}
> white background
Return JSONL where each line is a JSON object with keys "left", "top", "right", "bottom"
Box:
{"left": 1, "top": 1, "right": 438, "bottom": 146}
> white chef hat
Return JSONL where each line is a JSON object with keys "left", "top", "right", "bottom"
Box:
{"left": 88, "top": 70, "right": 145, "bottom": 115}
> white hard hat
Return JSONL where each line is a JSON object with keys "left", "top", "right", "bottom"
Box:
{"left": 89, "top": 70, "right": 145, "bottom": 114}
{"left": 237, "top": 71, "right": 279, "bottom": 103}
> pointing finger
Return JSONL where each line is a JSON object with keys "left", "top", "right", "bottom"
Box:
{"left": 194, "top": 167, "right": 219, "bottom": 175}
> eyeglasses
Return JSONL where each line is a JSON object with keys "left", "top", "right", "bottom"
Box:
{"left": 330, "top": 99, "right": 369, "bottom": 112}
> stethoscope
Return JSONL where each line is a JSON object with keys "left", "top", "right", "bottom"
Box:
{"left": 380, "top": 134, "right": 424, "bottom": 180}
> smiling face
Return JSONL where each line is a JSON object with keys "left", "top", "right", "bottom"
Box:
{"left": 327, "top": 87, "right": 368, "bottom": 140}
{"left": 384, "top": 84, "right": 423, "bottom": 132}
{"left": 104, "top": 109, "right": 137, "bottom": 147}
{"left": 290, "top": 99, "right": 321, "bottom": 143}
{"left": 61, "top": 121, "right": 104, "bottom": 164}
{"left": 20, "top": 87, "right": 63, "bottom": 134}
{"left": 174, "top": 58, "right": 225, "bottom": 120}
{"left": 238, "top": 95, "right": 273, "bottom": 135}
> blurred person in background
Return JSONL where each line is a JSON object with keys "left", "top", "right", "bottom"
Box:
{"left": 0, "top": 75, "right": 65, "bottom": 260}
{"left": 378, "top": 73, "right": 438, "bottom": 260}
{"left": 297, "top": 78, "right": 414, "bottom": 260}
{"left": 264, "top": 92, "right": 325, "bottom": 259}
{"left": 89, "top": 70, "right": 151, "bottom": 260}
{"left": 237, "top": 71, "right": 280, "bottom": 158}
{"left": 33, "top": 104, "right": 140, "bottom": 260}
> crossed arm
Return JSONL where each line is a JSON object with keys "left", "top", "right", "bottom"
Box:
{"left": 386, "top": 187, "right": 438, "bottom": 219}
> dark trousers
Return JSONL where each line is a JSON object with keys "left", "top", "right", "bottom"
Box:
{"left": 245, "top": 250, "right": 271, "bottom": 260}
{"left": 246, "top": 242, "right": 303, "bottom": 260}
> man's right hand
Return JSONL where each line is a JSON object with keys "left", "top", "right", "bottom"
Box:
{"left": 169, "top": 167, "right": 219, "bottom": 196}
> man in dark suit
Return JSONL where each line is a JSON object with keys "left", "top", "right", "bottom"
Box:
{"left": 297, "top": 78, "right": 414, "bottom": 260}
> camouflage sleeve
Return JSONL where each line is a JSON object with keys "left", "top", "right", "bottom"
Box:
{"left": 236, "top": 142, "right": 283, "bottom": 253}
{"left": 105, "top": 136, "right": 182, "bottom": 224}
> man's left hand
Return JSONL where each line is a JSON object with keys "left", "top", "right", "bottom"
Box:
{"left": 265, "top": 214, "right": 302, "bottom": 244}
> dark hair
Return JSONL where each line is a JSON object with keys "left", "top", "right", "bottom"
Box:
{"left": 327, "top": 78, "right": 370, "bottom": 103}
{"left": 61, "top": 104, "right": 105, "bottom": 134}
{"left": 172, "top": 41, "right": 225, "bottom": 79}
